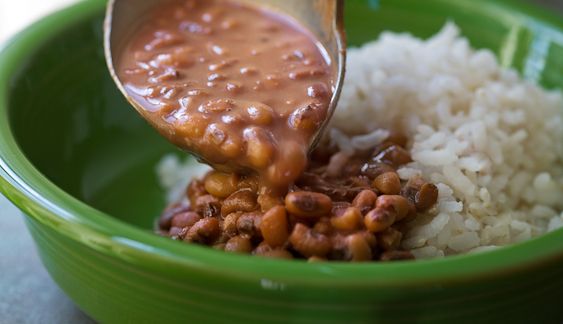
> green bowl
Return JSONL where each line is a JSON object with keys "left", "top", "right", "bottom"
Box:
{"left": 1, "top": 0, "right": 563, "bottom": 322}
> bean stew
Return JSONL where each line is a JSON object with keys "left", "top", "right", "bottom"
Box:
{"left": 118, "top": 0, "right": 440, "bottom": 262}
{"left": 158, "top": 136, "right": 439, "bottom": 261}
{"left": 118, "top": 0, "right": 334, "bottom": 190}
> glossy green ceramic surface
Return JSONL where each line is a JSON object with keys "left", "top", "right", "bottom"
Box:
{"left": 1, "top": 0, "right": 562, "bottom": 322}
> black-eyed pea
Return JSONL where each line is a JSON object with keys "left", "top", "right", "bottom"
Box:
{"left": 207, "top": 73, "right": 226, "bottom": 82}
{"left": 253, "top": 242, "right": 293, "bottom": 259}
{"left": 288, "top": 104, "right": 322, "bottom": 132}
{"left": 194, "top": 194, "right": 221, "bottom": 218}
{"left": 376, "top": 195, "right": 411, "bottom": 221}
{"left": 306, "top": 83, "right": 330, "bottom": 100}
{"left": 331, "top": 201, "right": 352, "bottom": 216}
{"left": 312, "top": 218, "right": 332, "bottom": 235}
{"left": 328, "top": 234, "right": 347, "bottom": 261}
{"left": 214, "top": 232, "right": 230, "bottom": 245}
{"left": 226, "top": 81, "right": 243, "bottom": 94}
{"left": 257, "top": 190, "right": 283, "bottom": 212}
{"left": 236, "top": 212, "right": 262, "bottom": 238}
{"left": 180, "top": 112, "right": 208, "bottom": 139}
{"left": 220, "top": 137, "right": 243, "bottom": 158}
{"left": 221, "top": 189, "right": 258, "bottom": 216}
{"left": 360, "top": 231, "right": 378, "bottom": 249}
{"left": 222, "top": 212, "right": 242, "bottom": 237}
{"left": 373, "top": 145, "right": 412, "bottom": 167}
{"left": 331, "top": 206, "right": 362, "bottom": 231}
{"left": 200, "top": 98, "right": 235, "bottom": 113}
{"left": 345, "top": 233, "right": 372, "bottom": 262}
{"left": 364, "top": 208, "right": 396, "bottom": 233}
{"left": 238, "top": 175, "right": 260, "bottom": 193}
{"left": 204, "top": 172, "right": 239, "bottom": 198}
{"left": 285, "top": 191, "right": 332, "bottom": 219}
{"left": 148, "top": 68, "right": 180, "bottom": 83}
{"left": 184, "top": 218, "right": 220, "bottom": 244}
{"left": 203, "top": 123, "right": 229, "bottom": 146}
{"left": 169, "top": 226, "right": 184, "bottom": 238}
{"left": 240, "top": 66, "right": 258, "bottom": 75}
{"left": 158, "top": 203, "right": 191, "bottom": 230}
{"left": 259, "top": 206, "right": 289, "bottom": 247}
{"left": 352, "top": 190, "right": 378, "bottom": 215}
{"left": 245, "top": 103, "right": 274, "bottom": 125}
{"left": 266, "top": 142, "right": 307, "bottom": 187}
{"left": 224, "top": 235, "right": 253, "bottom": 254}
{"left": 253, "top": 241, "right": 271, "bottom": 255}
{"left": 360, "top": 161, "right": 395, "bottom": 179}
{"left": 400, "top": 177, "right": 423, "bottom": 203}
{"left": 288, "top": 223, "right": 331, "bottom": 258}
{"left": 372, "top": 172, "right": 401, "bottom": 195}
{"left": 171, "top": 211, "right": 201, "bottom": 228}
{"left": 378, "top": 227, "right": 403, "bottom": 251}
{"left": 243, "top": 127, "right": 275, "bottom": 168}
{"left": 415, "top": 183, "right": 439, "bottom": 212}
{"left": 288, "top": 68, "right": 326, "bottom": 80}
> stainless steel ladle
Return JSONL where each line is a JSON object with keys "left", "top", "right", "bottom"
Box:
{"left": 104, "top": 0, "right": 345, "bottom": 163}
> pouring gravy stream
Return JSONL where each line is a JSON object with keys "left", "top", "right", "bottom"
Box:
{"left": 115, "top": 0, "right": 339, "bottom": 193}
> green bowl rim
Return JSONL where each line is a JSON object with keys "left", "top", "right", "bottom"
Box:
{"left": 1, "top": 0, "right": 563, "bottom": 287}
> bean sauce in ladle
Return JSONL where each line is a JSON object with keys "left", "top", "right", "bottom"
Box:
{"left": 117, "top": 0, "right": 334, "bottom": 192}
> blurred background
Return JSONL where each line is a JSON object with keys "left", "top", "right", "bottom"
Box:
{"left": 1, "top": 0, "right": 562, "bottom": 42}
{"left": 0, "top": 0, "right": 76, "bottom": 41}
{"left": 0, "top": 0, "right": 562, "bottom": 43}
{"left": 0, "top": 0, "right": 561, "bottom": 323}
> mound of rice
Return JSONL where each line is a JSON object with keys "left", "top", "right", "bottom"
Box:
{"left": 331, "top": 23, "right": 563, "bottom": 257}
{"left": 158, "top": 23, "right": 563, "bottom": 258}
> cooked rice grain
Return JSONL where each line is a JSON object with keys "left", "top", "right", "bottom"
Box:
{"left": 330, "top": 23, "right": 563, "bottom": 256}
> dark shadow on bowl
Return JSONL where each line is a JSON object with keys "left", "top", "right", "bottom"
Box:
{"left": 7, "top": 16, "right": 178, "bottom": 230}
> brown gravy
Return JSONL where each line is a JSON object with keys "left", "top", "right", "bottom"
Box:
{"left": 118, "top": 0, "right": 333, "bottom": 191}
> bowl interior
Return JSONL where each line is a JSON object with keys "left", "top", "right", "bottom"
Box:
{"left": 7, "top": 13, "right": 177, "bottom": 230}
{"left": 6, "top": 0, "right": 563, "bottom": 235}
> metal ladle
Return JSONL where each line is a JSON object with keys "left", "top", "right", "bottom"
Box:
{"left": 104, "top": 0, "right": 345, "bottom": 165}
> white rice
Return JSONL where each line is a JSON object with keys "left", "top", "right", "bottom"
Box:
{"left": 156, "top": 154, "right": 210, "bottom": 203}
{"left": 330, "top": 23, "right": 563, "bottom": 257}
{"left": 157, "top": 22, "right": 563, "bottom": 258}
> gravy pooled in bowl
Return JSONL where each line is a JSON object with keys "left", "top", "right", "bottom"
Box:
{"left": 118, "top": 0, "right": 333, "bottom": 191}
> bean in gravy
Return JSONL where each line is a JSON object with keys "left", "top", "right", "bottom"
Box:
{"left": 158, "top": 134, "right": 439, "bottom": 261}
{"left": 118, "top": 0, "right": 333, "bottom": 191}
